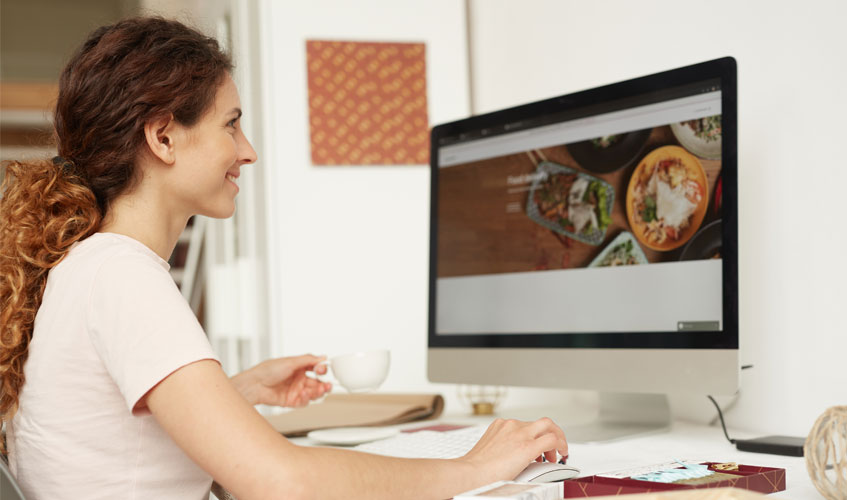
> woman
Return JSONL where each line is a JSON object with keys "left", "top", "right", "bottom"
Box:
{"left": 0, "top": 17, "right": 567, "bottom": 499}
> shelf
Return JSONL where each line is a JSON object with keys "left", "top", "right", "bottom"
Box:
{"left": 0, "top": 82, "right": 59, "bottom": 111}
{"left": 0, "top": 145, "right": 56, "bottom": 162}
{"left": 0, "top": 109, "right": 53, "bottom": 128}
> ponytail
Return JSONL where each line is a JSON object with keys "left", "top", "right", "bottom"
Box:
{"left": 0, "top": 157, "right": 100, "bottom": 452}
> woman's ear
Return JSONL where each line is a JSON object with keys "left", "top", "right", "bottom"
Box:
{"left": 143, "top": 114, "right": 177, "bottom": 164}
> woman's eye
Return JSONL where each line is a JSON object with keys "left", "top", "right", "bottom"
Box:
{"left": 227, "top": 118, "right": 238, "bottom": 128}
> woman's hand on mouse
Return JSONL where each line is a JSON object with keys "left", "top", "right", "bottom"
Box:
{"left": 230, "top": 354, "right": 333, "bottom": 407}
{"left": 458, "top": 417, "right": 568, "bottom": 484}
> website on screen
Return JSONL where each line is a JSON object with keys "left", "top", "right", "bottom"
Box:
{"left": 436, "top": 88, "right": 724, "bottom": 334}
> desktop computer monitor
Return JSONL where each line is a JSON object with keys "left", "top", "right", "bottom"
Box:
{"left": 427, "top": 57, "right": 738, "bottom": 442}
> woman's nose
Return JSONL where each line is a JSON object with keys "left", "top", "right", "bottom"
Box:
{"left": 240, "top": 132, "right": 258, "bottom": 164}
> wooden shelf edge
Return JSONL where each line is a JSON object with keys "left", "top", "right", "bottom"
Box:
{"left": 1, "top": 82, "right": 59, "bottom": 111}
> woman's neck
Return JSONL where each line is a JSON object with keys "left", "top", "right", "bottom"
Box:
{"left": 99, "top": 193, "right": 189, "bottom": 261}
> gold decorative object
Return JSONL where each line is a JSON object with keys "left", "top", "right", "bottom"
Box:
{"left": 805, "top": 405, "right": 847, "bottom": 499}
{"left": 458, "top": 385, "right": 507, "bottom": 415}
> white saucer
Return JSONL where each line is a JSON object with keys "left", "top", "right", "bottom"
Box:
{"left": 307, "top": 426, "right": 401, "bottom": 446}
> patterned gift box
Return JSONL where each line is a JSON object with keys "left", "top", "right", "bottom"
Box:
{"left": 562, "top": 463, "right": 785, "bottom": 498}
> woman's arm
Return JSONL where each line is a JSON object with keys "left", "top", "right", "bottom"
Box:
{"left": 146, "top": 360, "right": 567, "bottom": 500}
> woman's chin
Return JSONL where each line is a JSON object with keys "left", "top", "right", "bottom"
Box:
{"left": 201, "top": 202, "right": 237, "bottom": 219}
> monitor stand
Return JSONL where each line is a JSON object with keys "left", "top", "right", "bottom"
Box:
{"left": 561, "top": 392, "right": 671, "bottom": 444}
{"left": 488, "top": 391, "right": 671, "bottom": 444}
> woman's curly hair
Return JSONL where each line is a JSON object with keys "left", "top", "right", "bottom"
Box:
{"left": 0, "top": 159, "right": 101, "bottom": 421}
{"left": 0, "top": 16, "right": 232, "bottom": 453}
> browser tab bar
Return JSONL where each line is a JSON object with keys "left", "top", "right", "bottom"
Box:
{"left": 439, "top": 91, "right": 721, "bottom": 167}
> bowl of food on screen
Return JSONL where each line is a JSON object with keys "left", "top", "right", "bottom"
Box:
{"left": 670, "top": 115, "right": 722, "bottom": 160}
{"left": 566, "top": 128, "right": 652, "bottom": 174}
{"left": 588, "top": 231, "right": 649, "bottom": 267}
{"left": 626, "top": 145, "right": 709, "bottom": 252}
{"left": 317, "top": 349, "right": 390, "bottom": 392}
{"left": 525, "top": 161, "right": 614, "bottom": 246}
{"left": 679, "top": 219, "right": 722, "bottom": 261}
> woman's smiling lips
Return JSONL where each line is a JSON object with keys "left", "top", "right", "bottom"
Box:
{"left": 226, "top": 170, "right": 240, "bottom": 190}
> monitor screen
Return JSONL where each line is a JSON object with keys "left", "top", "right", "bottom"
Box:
{"left": 429, "top": 57, "right": 737, "bottom": 352}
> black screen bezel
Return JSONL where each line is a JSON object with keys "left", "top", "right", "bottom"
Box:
{"left": 428, "top": 57, "right": 738, "bottom": 350}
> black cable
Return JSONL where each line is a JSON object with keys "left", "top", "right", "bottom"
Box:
{"left": 707, "top": 366, "right": 753, "bottom": 446}
{"left": 707, "top": 395, "right": 735, "bottom": 444}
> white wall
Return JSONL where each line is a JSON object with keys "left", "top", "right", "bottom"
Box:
{"left": 257, "top": 0, "right": 847, "bottom": 433}
{"left": 258, "top": 0, "right": 471, "bottom": 404}
{"left": 467, "top": 0, "right": 847, "bottom": 436}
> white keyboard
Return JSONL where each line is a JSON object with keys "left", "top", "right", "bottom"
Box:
{"left": 354, "top": 425, "right": 487, "bottom": 459}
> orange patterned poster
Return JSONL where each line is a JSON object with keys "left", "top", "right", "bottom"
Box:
{"left": 306, "top": 40, "right": 429, "bottom": 166}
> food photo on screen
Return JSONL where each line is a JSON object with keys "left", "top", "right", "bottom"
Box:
{"left": 434, "top": 78, "right": 727, "bottom": 335}
{"left": 436, "top": 119, "right": 724, "bottom": 280}
{"left": 670, "top": 115, "right": 722, "bottom": 160}
{"left": 625, "top": 145, "right": 709, "bottom": 252}
{"left": 525, "top": 161, "right": 613, "bottom": 246}
{"left": 566, "top": 128, "right": 651, "bottom": 174}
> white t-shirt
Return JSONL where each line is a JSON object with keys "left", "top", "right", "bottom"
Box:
{"left": 8, "top": 232, "right": 220, "bottom": 500}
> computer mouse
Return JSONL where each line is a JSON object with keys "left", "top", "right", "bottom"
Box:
{"left": 513, "top": 461, "right": 580, "bottom": 483}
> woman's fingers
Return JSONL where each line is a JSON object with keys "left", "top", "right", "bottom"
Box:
{"left": 296, "top": 377, "right": 331, "bottom": 404}
{"left": 283, "top": 368, "right": 332, "bottom": 406}
{"left": 527, "top": 417, "right": 568, "bottom": 457}
{"left": 291, "top": 354, "right": 327, "bottom": 372}
{"left": 244, "top": 354, "right": 333, "bottom": 407}
{"left": 533, "top": 431, "right": 564, "bottom": 463}
{"left": 276, "top": 354, "right": 326, "bottom": 377}
{"left": 462, "top": 417, "right": 569, "bottom": 484}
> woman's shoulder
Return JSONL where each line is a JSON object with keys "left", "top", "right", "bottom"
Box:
{"left": 66, "top": 232, "right": 170, "bottom": 272}
{"left": 48, "top": 232, "right": 172, "bottom": 295}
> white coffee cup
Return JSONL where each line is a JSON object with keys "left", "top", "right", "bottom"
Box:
{"left": 318, "top": 349, "right": 390, "bottom": 392}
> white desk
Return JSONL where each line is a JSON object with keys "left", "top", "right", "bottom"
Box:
{"left": 292, "top": 416, "right": 816, "bottom": 499}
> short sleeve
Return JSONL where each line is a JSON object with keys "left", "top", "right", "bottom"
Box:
{"left": 88, "top": 250, "right": 219, "bottom": 415}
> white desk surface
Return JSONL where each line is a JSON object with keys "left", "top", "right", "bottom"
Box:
{"left": 292, "top": 415, "right": 817, "bottom": 499}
